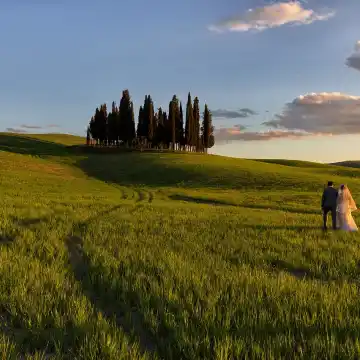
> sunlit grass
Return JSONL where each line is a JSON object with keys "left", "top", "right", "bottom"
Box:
{"left": 1, "top": 133, "right": 360, "bottom": 359}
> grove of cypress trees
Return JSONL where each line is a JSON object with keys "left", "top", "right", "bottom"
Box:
{"left": 87, "top": 88, "right": 215, "bottom": 152}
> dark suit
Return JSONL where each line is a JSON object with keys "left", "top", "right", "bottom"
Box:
{"left": 321, "top": 186, "right": 338, "bottom": 229}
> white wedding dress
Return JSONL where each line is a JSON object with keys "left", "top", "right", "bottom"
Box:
{"left": 336, "top": 187, "right": 358, "bottom": 231}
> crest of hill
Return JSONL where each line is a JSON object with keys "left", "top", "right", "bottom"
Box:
{"left": 330, "top": 161, "right": 360, "bottom": 169}
{"left": 1, "top": 132, "right": 360, "bottom": 192}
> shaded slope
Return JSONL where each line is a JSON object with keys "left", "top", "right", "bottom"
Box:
{"left": 1, "top": 133, "right": 360, "bottom": 192}
{"left": 331, "top": 161, "right": 360, "bottom": 169}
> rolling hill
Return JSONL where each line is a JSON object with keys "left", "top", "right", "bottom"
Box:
{"left": 1, "top": 132, "right": 360, "bottom": 359}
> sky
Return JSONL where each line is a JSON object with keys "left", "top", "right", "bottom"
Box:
{"left": 1, "top": 0, "right": 360, "bottom": 163}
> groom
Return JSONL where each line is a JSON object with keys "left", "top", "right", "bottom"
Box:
{"left": 321, "top": 181, "right": 338, "bottom": 230}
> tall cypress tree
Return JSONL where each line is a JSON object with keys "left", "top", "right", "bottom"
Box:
{"left": 201, "top": 104, "right": 215, "bottom": 153}
{"left": 86, "top": 125, "right": 91, "bottom": 145}
{"left": 119, "top": 89, "right": 135, "bottom": 146}
{"left": 140, "top": 96, "right": 150, "bottom": 146}
{"left": 192, "top": 97, "right": 200, "bottom": 152}
{"left": 168, "top": 96, "right": 177, "bottom": 151}
{"left": 154, "top": 107, "right": 165, "bottom": 147}
{"left": 177, "top": 102, "right": 184, "bottom": 150}
{"left": 137, "top": 106, "right": 144, "bottom": 139}
{"left": 129, "top": 101, "right": 136, "bottom": 145}
{"left": 108, "top": 101, "right": 118, "bottom": 145}
{"left": 98, "top": 104, "right": 107, "bottom": 145}
{"left": 185, "top": 92, "right": 193, "bottom": 151}
{"left": 146, "top": 95, "right": 155, "bottom": 144}
{"left": 88, "top": 114, "right": 97, "bottom": 144}
{"left": 163, "top": 111, "right": 170, "bottom": 149}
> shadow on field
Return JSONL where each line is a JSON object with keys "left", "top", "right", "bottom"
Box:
{"left": 169, "top": 194, "right": 319, "bottom": 215}
{"left": 64, "top": 205, "right": 158, "bottom": 357}
{"left": 0, "top": 305, "right": 98, "bottom": 357}
{"left": 0, "top": 134, "right": 219, "bottom": 189}
{"left": 0, "top": 216, "right": 121, "bottom": 357}
{"left": 0, "top": 234, "right": 15, "bottom": 245}
{"left": 76, "top": 153, "right": 212, "bottom": 189}
{"left": 0, "top": 134, "right": 70, "bottom": 157}
{"left": 270, "top": 259, "right": 320, "bottom": 280}
{"left": 11, "top": 216, "right": 48, "bottom": 227}
{"left": 242, "top": 224, "right": 320, "bottom": 231}
{"left": 269, "top": 259, "right": 344, "bottom": 282}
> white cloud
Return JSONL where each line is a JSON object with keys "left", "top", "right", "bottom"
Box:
{"left": 264, "top": 92, "right": 360, "bottom": 134}
{"left": 208, "top": 1, "right": 334, "bottom": 33}
{"left": 346, "top": 41, "right": 360, "bottom": 72}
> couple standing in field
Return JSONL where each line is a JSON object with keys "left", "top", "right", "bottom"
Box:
{"left": 321, "top": 181, "right": 358, "bottom": 231}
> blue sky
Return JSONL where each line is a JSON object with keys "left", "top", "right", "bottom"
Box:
{"left": 1, "top": 0, "right": 360, "bottom": 162}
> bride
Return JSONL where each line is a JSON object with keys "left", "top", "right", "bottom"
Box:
{"left": 336, "top": 184, "right": 358, "bottom": 231}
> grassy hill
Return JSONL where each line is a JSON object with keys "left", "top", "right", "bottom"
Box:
{"left": 1, "top": 133, "right": 360, "bottom": 359}
{"left": 331, "top": 160, "right": 360, "bottom": 168}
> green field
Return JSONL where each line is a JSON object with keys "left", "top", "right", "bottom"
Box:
{"left": 2, "top": 133, "right": 360, "bottom": 359}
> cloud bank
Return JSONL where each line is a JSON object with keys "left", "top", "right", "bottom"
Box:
{"left": 209, "top": 1, "right": 334, "bottom": 33}
{"left": 215, "top": 92, "right": 360, "bottom": 143}
{"left": 264, "top": 92, "right": 360, "bottom": 134}
{"left": 6, "top": 128, "right": 28, "bottom": 133}
{"left": 20, "top": 124, "right": 43, "bottom": 129}
{"left": 346, "top": 41, "right": 360, "bottom": 72}
{"left": 212, "top": 108, "right": 257, "bottom": 119}
{"left": 214, "top": 128, "right": 315, "bottom": 144}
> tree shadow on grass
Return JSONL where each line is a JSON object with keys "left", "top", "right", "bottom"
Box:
{"left": 0, "top": 209, "right": 151, "bottom": 358}
{"left": 169, "top": 194, "right": 319, "bottom": 215}
{"left": 75, "top": 153, "right": 214, "bottom": 189}
{"left": 0, "top": 134, "right": 70, "bottom": 157}
{"left": 0, "top": 134, "right": 218, "bottom": 189}
{"left": 64, "top": 205, "right": 220, "bottom": 359}
{"left": 0, "top": 234, "right": 15, "bottom": 246}
{"left": 269, "top": 259, "right": 323, "bottom": 281}
{"left": 64, "top": 205, "right": 160, "bottom": 357}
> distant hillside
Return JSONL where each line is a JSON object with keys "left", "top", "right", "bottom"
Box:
{"left": 0, "top": 132, "right": 85, "bottom": 146}
{"left": 2, "top": 132, "right": 360, "bottom": 192}
{"left": 330, "top": 161, "right": 360, "bottom": 168}
{"left": 254, "top": 159, "right": 328, "bottom": 168}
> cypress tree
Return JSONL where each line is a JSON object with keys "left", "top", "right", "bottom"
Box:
{"left": 86, "top": 125, "right": 91, "bottom": 145}
{"left": 185, "top": 92, "right": 193, "bottom": 151}
{"left": 177, "top": 101, "right": 184, "bottom": 150}
{"left": 129, "top": 101, "right": 136, "bottom": 145}
{"left": 88, "top": 114, "right": 97, "bottom": 144}
{"left": 107, "top": 101, "right": 118, "bottom": 145}
{"left": 146, "top": 95, "right": 155, "bottom": 145}
{"left": 119, "top": 90, "right": 135, "bottom": 146}
{"left": 192, "top": 97, "right": 200, "bottom": 152}
{"left": 141, "top": 96, "right": 150, "bottom": 147}
{"left": 137, "top": 106, "right": 144, "bottom": 139}
{"left": 201, "top": 104, "right": 215, "bottom": 153}
{"left": 168, "top": 96, "right": 177, "bottom": 151}
{"left": 163, "top": 111, "right": 171, "bottom": 149}
{"left": 98, "top": 104, "right": 107, "bottom": 145}
{"left": 154, "top": 107, "right": 165, "bottom": 147}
